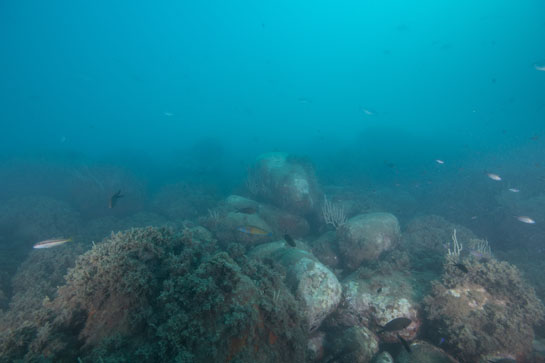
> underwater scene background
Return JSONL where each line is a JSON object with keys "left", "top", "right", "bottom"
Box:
{"left": 1, "top": 1, "right": 545, "bottom": 362}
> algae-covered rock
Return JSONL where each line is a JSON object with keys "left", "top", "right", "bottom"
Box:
{"left": 423, "top": 258, "right": 544, "bottom": 361}
{"left": 259, "top": 204, "right": 310, "bottom": 237}
{"left": 396, "top": 340, "right": 458, "bottom": 363}
{"left": 0, "top": 226, "right": 308, "bottom": 362}
{"left": 248, "top": 152, "right": 321, "bottom": 215}
{"left": 224, "top": 194, "right": 259, "bottom": 211}
{"left": 207, "top": 195, "right": 310, "bottom": 242}
{"left": 250, "top": 242, "right": 342, "bottom": 332}
{"left": 328, "top": 270, "right": 420, "bottom": 342}
{"left": 214, "top": 211, "right": 274, "bottom": 247}
{"left": 337, "top": 212, "right": 400, "bottom": 270}
{"left": 372, "top": 351, "right": 394, "bottom": 363}
{"left": 311, "top": 231, "right": 340, "bottom": 269}
{"left": 307, "top": 330, "right": 326, "bottom": 361}
{"left": 324, "top": 326, "right": 379, "bottom": 363}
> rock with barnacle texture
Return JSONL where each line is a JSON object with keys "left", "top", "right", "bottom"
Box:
{"left": 327, "top": 270, "right": 420, "bottom": 343}
{"left": 250, "top": 242, "right": 342, "bottom": 332}
{"left": 337, "top": 212, "right": 400, "bottom": 270}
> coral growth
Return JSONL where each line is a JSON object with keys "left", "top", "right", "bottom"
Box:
{"left": 423, "top": 257, "right": 545, "bottom": 361}
{"left": 0, "top": 226, "right": 307, "bottom": 362}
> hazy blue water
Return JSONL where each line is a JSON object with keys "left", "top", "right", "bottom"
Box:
{"left": 1, "top": 0, "right": 544, "bottom": 164}
{"left": 1, "top": 1, "right": 545, "bottom": 241}
{"left": 1, "top": 2, "right": 545, "bottom": 360}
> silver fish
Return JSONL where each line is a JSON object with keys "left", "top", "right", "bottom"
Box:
{"left": 516, "top": 216, "right": 535, "bottom": 224}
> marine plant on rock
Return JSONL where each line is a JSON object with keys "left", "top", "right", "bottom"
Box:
{"left": 0, "top": 226, "right": 307, "bottom": 362}
{"left": 423, "top": 251, "right": 544, "bottom": 362}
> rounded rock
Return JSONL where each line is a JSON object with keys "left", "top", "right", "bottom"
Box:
{"left": 250, "top": 243, "right": 342, "bottom": 332}
{"left": 325, "top": 326, "right": 379, "bottom": 363}
{"left": 337, "top": 212, "right": 400, "bottom": 270}
{"left": 248, "top": 152, "right": 321, "bottom": 215}
{"left": 329, "top": 271, "right": 420, "bottom": 342}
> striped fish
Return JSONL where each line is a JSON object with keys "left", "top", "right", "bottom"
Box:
{"left": 33, "top": 237, "right": 73, "bottom": 249}
{"left": 236, "top": 226, "right": 272, "bottom": 236}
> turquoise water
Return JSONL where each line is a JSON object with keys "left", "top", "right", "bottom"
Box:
{"left": 1, "top": 1, "right": 545, "bottom": 362}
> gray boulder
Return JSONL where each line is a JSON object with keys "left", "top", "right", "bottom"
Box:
{"left": 337, "top": 212, "right": 400, "bottom": 270}
{"left": 328, "top": 271, "right": 420, "bottom": 343}
{"left": 250, "top": 243, "right": 341, "bottom": 332}
{"left": 248, "top": 152, "right": 321, "bottom": 215}
{"left": 214, "top": 211, "right": 274, "bottom": 247}
{"left": 372, "top": 351, "right": 394, "bottom": 363}
{"left": 325, "top": 326, "right": 379, "bottom": 363}
{"left": 396, "top": 340, "right": 458, "bottom": 363}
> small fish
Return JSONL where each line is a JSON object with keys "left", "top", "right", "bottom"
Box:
{"left": 397, "top": 334, "right": 411, "bottom": 353}
{"left": 516, "top": 216, "right": 535, "bottom": 224}
{"left": 109, "top": 190, "right": 124, "bottom": 209}
{"left": 376, "top": 287, "right": 383, "bottom": 294}
{"left": 535, "top": 64, "right": 545, "bottom": 71}
{"left": 33, "top": 238, "right": 72, "bottom": 249}
{"left": 164, "top": 112, "right": 174, "bottom": 116}
{"left": 378, "top": 317, "right": 412, "bottom": 333}
{"left": 237, "top": 225, "right": 272, "bottom": 236}
{"left": 487, "top": 173, "right": 502, "bottom": 181}
{"left": 471, "top": 216, "right": 478, "bottom": 220}
{"left": 435, "top": 159, "right": 445, "bottom": 164}
{"left": 439, "top": 337, "right": 445, "bottom": 345}
{"left": 238, "top": 207, "right": 257, "bottom": 214}
{"left": 283, "top": 234, "right": 296, "bottom": 247}
{"left": 453, "top": 263, "right": 469, "bottom": 273}
{"left": 508, "top": 188, "right": 520, "bottom": 193}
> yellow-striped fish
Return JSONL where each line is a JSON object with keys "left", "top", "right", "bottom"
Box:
{"left": 236, "top": 226, "right": 272, "bottom": 236}
{"left": 33, "top": 237, "right": 73, "bottom": 249}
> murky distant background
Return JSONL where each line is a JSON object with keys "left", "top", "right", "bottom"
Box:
{"left": 1, "top": 0, "right": 544, "bottom": 239}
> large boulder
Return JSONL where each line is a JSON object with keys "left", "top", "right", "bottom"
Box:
{"left": 328, "top": 270, "right": 420, "bottom": 343}
{"left": 247, "top": 152, "right": 321, "bottom": 216}
{"left": 337, "top": 213, "right": 400, "bottom": 270}
{"left": 259, "top": 204, "right": 310, "bottom": 238}
{"left": 396, "top": 340, "right": 458, "bottom": 363}
{"left": 311, "top": 231, "right": 340, "bottom": 270}
{"left": 424, "top": 258, "right": 544, "bottom": 361}
{"left": 324, "top": 326, "right": 379, "bottom": 363}
{"left": 250, "top": 243, "right": 342, "bottom": 332}
{"left": 212, "top": 211, "right": 274, "bottom": 247}
{"left": 205, "top": 195, "right": 309, "bottom": 246}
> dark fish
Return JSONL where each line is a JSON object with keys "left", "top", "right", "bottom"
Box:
{"left": 453, "top": 263, "right": 469, "bottom": 273}
{"left": 238, "top": 207, "right": 257, "bottom": 214}
{"left": 488, "top": 359, "right": 516, "bottom": 363}
{"left": 397, "top": 334, "right": 411, "bottom": 353}
{"left": 109, "top": 190, "right": 123, "bottom": 209}
{"left": 378, "top": 317, "right": 412, "bottom": 333}
{"left": 283, "top": 234, "right": 296, "bottom": 247}
{"left": 376, "top": 287, "right": 383, "bottom": 294}
{"left": 384, "top": 161, "right": 396, "bottom": 169}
